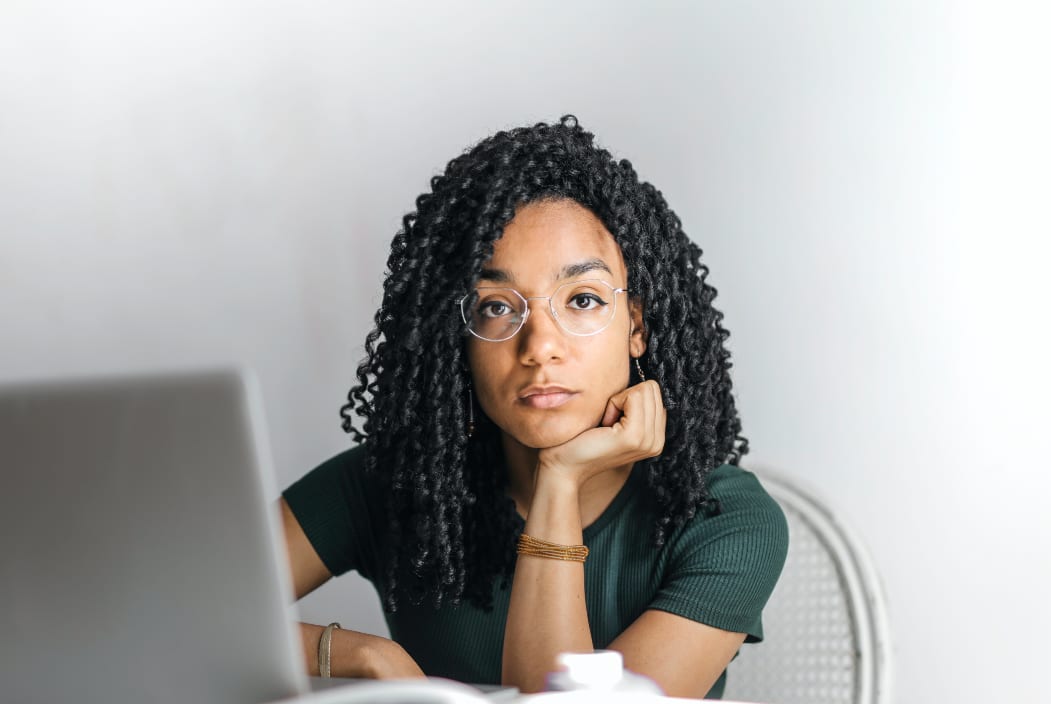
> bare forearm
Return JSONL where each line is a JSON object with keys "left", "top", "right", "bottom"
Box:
{"left": 502, "top": 473, "right": 594, "bottom": 692}
{"left": 298, "top": 623, "right": 424, "bottom": 679}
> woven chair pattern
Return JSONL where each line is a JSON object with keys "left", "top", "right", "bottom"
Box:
{"left": 722, "top": 473, "right": 890, "bottom": 704}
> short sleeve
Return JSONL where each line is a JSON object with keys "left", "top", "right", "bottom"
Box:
{"left": 648, "top": 465, "right": 789, "bottom": 642}
{"left": 281, "top": 445, "right": 384, "bottom": 582}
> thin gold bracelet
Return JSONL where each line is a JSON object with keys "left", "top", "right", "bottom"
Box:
{"left": 517, "top": 533, "right": 589, "bottom": 562}
{"left": 318, "top": 622, "right": 341, "bottom": 678}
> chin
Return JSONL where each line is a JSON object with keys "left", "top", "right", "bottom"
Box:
{"left": 518, "top": 430, "right": 578, "bottom": 450}
{"left": 512, "top": 414, "right": 598, "bottom": 449}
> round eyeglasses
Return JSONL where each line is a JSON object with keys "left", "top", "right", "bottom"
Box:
{"left": 459, "top": 279, "right": 628, "bottom": 342}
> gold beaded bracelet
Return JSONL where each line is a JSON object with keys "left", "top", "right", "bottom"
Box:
{"left": 517, "top": 533, "right": 589, "bottom": 562}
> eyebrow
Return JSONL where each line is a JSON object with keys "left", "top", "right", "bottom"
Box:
{"left": 478, "top": 258, "right": 613, "bottom": 284}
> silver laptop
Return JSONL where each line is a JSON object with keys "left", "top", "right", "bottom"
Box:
{"left": 0, "top": 369, "right": 498, "bottom": 704}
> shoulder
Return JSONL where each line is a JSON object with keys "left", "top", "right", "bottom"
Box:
{"left": 668, "top": 463, "right": 789, "bottom": 576}
{"left": 281, "top": 444, "right": 388, "bottom": 578}
{"left": 649, "top": 464, "right": 789, "bottom": 641}
{"left": 707, "top": 464, "right": 788, "bottom": 529}
{"left": 285, "top": 444, "right": 379, "bottom": 498}
{"left": 312, "top": 443, "right": 369, "bottom": 473}
{"left": 643, "top": 466, "right": 786, "bottom": 643}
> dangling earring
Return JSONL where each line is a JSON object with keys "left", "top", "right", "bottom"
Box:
{"left": 629, "top": 320, "right": 646, "bottom": 383}
{"left": 465, "top": 377, "right": 475, "bottom": 439}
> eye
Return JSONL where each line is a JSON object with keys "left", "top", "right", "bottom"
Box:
{"left": 479, "top": 300, "right": 514, "bottom": 318}
{"left": 567, "top": 293, "right": 608, "bottom": 311}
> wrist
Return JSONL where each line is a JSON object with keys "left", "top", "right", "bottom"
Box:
{"left": 524, "top": 469, "right": 584, "bottom": 543}
{"left": 534, "top": 459, "right": 586, "bottom": 495}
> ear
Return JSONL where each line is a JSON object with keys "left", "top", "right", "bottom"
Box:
{"left": 628, "top": 297, "right": 647, "bottom": 359}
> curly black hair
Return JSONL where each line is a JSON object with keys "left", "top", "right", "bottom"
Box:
{"left": 339, "top": 115, "right": 747, "bottom": 612}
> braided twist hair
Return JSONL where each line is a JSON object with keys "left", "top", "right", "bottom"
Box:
{"left": 340, "top": 116, "right": 747, "bottom": 612}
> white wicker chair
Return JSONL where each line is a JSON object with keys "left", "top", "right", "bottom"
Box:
{"left": 722, "top": 470, "right": 892, "bottom": 704}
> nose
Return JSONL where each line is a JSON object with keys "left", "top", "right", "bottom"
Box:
{"left": 516, "top": 298, "right": 567, "bottom": 366}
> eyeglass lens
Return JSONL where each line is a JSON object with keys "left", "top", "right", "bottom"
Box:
{"left": 462, "top": 280, "right": 618, "bottom": 341}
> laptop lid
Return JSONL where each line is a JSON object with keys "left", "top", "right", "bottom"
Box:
{"left": 0, "top": 368, "right": 308, "bottom": 704}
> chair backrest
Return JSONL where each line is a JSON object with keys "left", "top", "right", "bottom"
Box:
{"left": 722, "top": 470, "right": 892, "bottom": 704}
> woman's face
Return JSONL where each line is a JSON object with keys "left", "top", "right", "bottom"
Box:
{"left": 466, "top": 199, "right": 646, "bottom": 450}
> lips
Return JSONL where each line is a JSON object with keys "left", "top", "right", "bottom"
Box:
{"left": 518, "top": 384, "right": 578, "bottom": 409}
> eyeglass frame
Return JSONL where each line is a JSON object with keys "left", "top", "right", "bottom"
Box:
{"left": 456, "top": 278, "right": 629, "bottom": 342}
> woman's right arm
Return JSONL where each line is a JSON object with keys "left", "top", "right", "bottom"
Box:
{"left": 279, "top": 498, "right": 424, "bottom": 679}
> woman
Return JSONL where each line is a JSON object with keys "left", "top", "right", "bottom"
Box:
{"left": 280, "top": 116, "right": 788, "bottom": 699}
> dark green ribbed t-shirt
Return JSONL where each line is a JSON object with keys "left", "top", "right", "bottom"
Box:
{"left": 283, "top": 445, "right": 788, "bottom": 699}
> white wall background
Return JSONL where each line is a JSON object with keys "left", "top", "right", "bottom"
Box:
{"left": 2, "top": 2, "right": 1048, "bottom": 702}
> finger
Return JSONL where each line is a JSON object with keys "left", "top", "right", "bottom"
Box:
{"left": 649, "top": 382, "right": 666, "bottom": 455}
{"left": 638, "top": 382, "right": 655, "bottom": 448}
{"left": 608, "top": 385, "right": 655, "bottom": 450}
{"left": 600, "top": 396, "right": 622, "bottom": 427}
{"left": 616, "top": 385, "right": 651, "bottom": 449}
{"left": 606, "top": 386, "right": 632, "bottom": 414}
{"left": 599, "top": 386, "right": 631, "bottom": 428}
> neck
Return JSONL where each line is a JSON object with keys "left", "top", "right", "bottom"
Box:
{"left": 502, "top": 436, "right": 540, "bottom": 515}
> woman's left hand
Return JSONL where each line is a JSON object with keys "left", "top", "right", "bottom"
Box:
{"left": 537, "top": 380, "right": 666, "bottom": 489}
